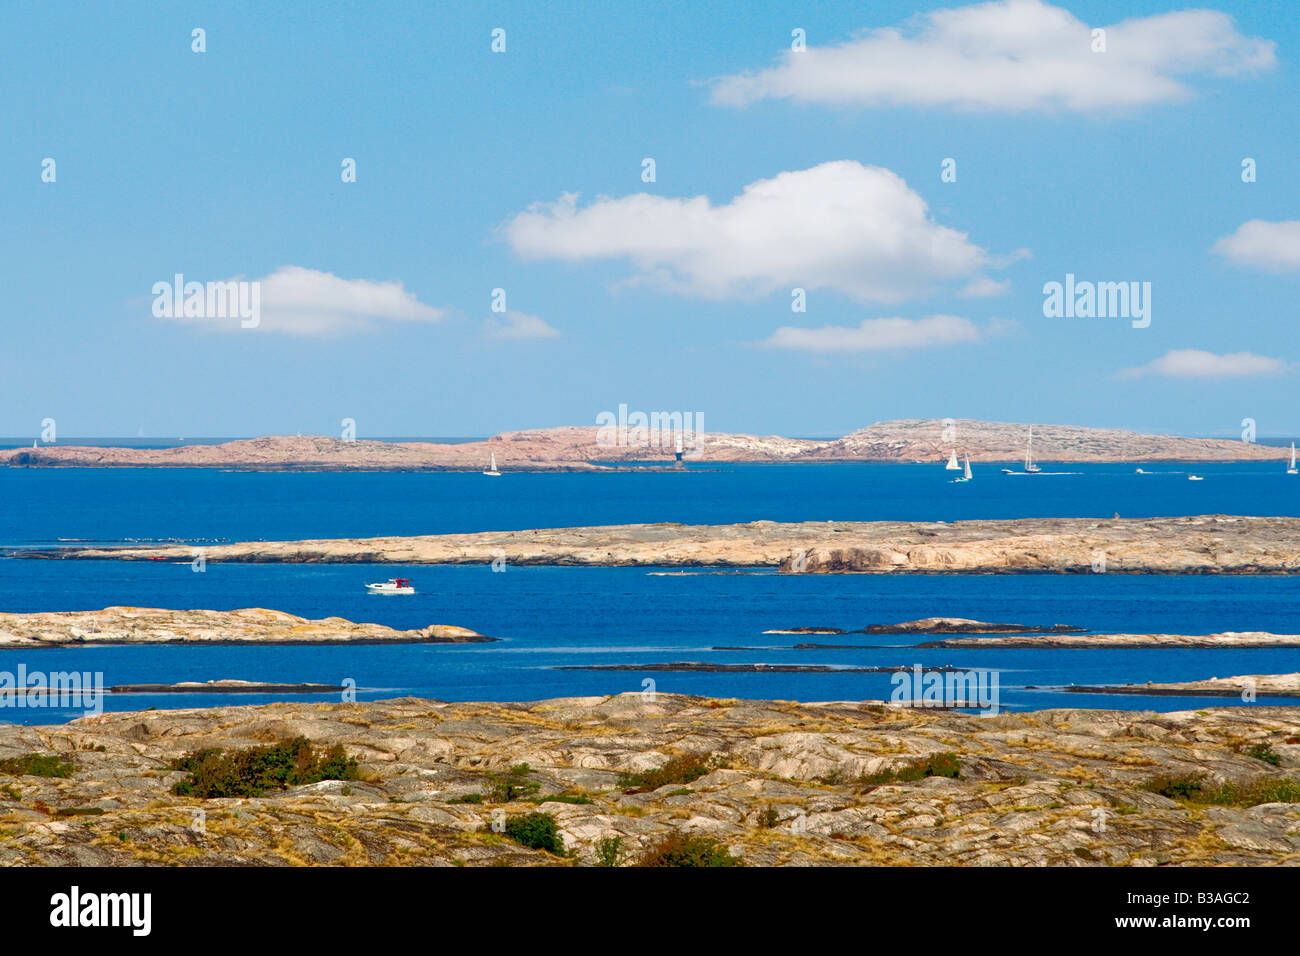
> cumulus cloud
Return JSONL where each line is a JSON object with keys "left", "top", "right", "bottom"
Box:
{"left": 710, "top": 0, "right": 1274, "bottom": 114}
{"left": 1212, "top": 220, "right": 1300, "bottom": 272}
{"left": 761, "top": 315, "right": 983, "bottom": 353}
{"left": 484, "top": 311, "right": 560, "bottom": 341}
{"left": 1119, "top": 349, "right": 1288, "bottom": 380}
{"left": 159, "top": 265, "right": 444, "bottom": 335}
{"left": 502, "top": 161, "right": 997, "bottom": 302}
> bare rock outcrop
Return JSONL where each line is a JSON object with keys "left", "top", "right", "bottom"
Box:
{"left": 0, "top": 607, "right": 491, "bottom": 648}
{"left": 1, "top": 694, "right": 1298, "bottom": 866}
{"left": 31, "top": 515, "right": 1300, "bottom": 575}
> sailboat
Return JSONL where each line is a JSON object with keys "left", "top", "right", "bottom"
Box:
{"left": 945, "top": 449, "right": 960, "bottom": 470}
{"left": 1288, "top": 443, "right": 1297, "bottom": 475}
{"left": 1023, "top": 427, "right": 1041, "bottom": 473}
{"left": 483, "top": 452, "right": 501, "bottom": 477}
{"left": 951, "top": 453, "right": 973, "bottom": 483}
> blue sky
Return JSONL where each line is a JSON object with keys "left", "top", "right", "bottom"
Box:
{"left": 2, "top": 0, "right": 1298, "bottom": 438}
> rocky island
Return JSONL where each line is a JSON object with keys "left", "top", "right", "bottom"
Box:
{"left": 916, "top": 631, "right": 1300, "bottom": 649}
{"left": 1, "top": 419, "right": 1286, "bottom": 471}
{"left": 2, "top": 694, "right": 1298, "bottom": 866}
{"left": 1063, "top": 674, "right": 1300, "bottom": 698}
{"left": 0, "top": 607, "right": 491, "bottom": 648}
{"left": 28, "top": 515, "right": 1300, "bottom": 575}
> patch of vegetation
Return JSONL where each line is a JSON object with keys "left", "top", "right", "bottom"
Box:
{"left": 0, "top": 754, "right": 75, "bottom": 778}
{"left": 666, "top": 788, "right": 694, "bottom": 797}
{"left": 169, "top": 737, "right": 359, "bottom": 799}
{"left": 483, "top": 763, "right": 541, "bottom": 803}
{"left": 1243, "top": 743, "right": 1282, "bottom": 766}
{"left": 594, "top": 835, "right": 627, "bottom": 867}
{"left": 528, "top": 792, "right": 593, "bottom": 805}
{"left": 55, "top": 807, "right": 105, "bottom": 818}
{"left": 503, "top": 812, "right": 565, "bottom": 855}
{"left": 634, "top": 831, "right": 744, "bottom": 867}
{"left": 1, "top": 784, "right": 21, "bottom": 801}
{"left": 1142, "top": 773, "right": 1300, "bottom": 807}
{"left": 758, "top": 806, "right": 781, "bottom": 828}
{"left": 861, "top": 752, "right": 961, "bottom": 789}
{"left": 448, "top": 793, "right": 484, "bottom": 804}
{"left": 618, "top": 753, "right": 724, "bottom": 793}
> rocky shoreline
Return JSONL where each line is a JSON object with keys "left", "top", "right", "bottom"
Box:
{"left": 2, "top": 694, "right": 1298, "bottom": 866}
{"left": 17, "top": 515, "right": 1300, "bottom": 575}
{"left": 0, "top": 607, "right": 492, "bottom": 648}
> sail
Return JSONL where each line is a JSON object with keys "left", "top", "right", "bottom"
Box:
{"left": 490, "top": 453, "right": 497, "bottom": 472}
{"left": 946, "top": 449, "right": 960, "bottom": 470}
{"left": 963, "top": 454, "right": 972, "bottom": 480}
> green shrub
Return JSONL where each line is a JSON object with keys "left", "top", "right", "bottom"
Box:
{"left": 448, "top": 793, "right": 483, "bottom": 804}
{"left": 170, "top": 737, "right": 358, "bottom": 799}
{"left": 618, "top": 753, "right": 722, "bottom": 793}
{"left": 594, "top": 835, "right": 627, "bottom": 867}
{"left": 1244, "top": 743, "right": 1282, "bottom": 766}
{"left": 483, "top": 763, "right": 541, "bottom": 803}
{"left": 861, "top": 752, "right": 961, "bottom": 788}
{"left": 503, "top": 812, "right": 565, "bottom": 855}
{"left": 1142, "top": 773, "right": 1300, "bottom": 807}
{"left": 635, "top": 831, "right": 743, "bottom": 867}
{"left": 0, "top": 754, "right": 75, "bottom": 778}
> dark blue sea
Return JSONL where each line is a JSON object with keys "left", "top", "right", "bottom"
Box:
{"left": 1, "top": 461, "right": 1298, "bottom": 723}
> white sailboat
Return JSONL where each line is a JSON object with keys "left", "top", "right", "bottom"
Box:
{"left": 945, "top": 449, "right": 960, "bottom": 470}
{"left": 1288, "top": 443, "right": 1297, "bottom": 475}
{"left": 1023, "top": 427, "right": 1041, "bottom": 473}
{"left": 483, "top": 452, "right": 501, "bottom": 477}
{"left": 951, "top": 453, "right": 973, "bottom": 483}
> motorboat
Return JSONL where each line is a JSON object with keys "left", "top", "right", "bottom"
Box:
{"left": 366, "top": 577, "right": 415, "bottom": 594}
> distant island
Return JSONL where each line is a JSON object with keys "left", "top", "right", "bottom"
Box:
{"left": 0, "top": 419, "right": 1286, "bottom": 470}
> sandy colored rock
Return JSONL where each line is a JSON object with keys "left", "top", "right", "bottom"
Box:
{"left": 1, "top": 694, "right": 1298, "bottom": 866}
{"left": 34, "top": 515, "right": 1300, "bottom": 575}
{"left": 1065, "top": 674, "right": 1300, "bottom": 697}
{"left": 0, "top": 607, "right": 491, "bottom": 648}
{"left": 1, "top": 419, "right": 1286, "bottom": 470}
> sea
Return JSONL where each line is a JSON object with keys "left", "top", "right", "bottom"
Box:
{"left": 1, "top": 456, "right": 1298, "bottom": 724}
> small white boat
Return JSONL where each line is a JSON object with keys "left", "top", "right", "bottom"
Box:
{"left": 483, "top": 452, "right": 501, "bottom": 477}
{"left": 1187, "top": 474, "right": 1203, "bottom": 482}
{"left": 366, "top": 577, "right": 415, "bottom": 594}
{"left": 945, "top": 449, "right": 960, "bottom": 471}
{"left": 951, "top": 453, "right": 973, "bottom": 483}
{"left": 1288, "top": 443, "right": 1297, "bottom": 475}
{"left": 1135, "top": 467, "right": 1146, "bottom": 474}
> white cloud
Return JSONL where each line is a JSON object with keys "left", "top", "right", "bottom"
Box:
{"left": 1120, "top": 349, "right": 1288, "bottom": 380}
{"left": 502, "top": 161, "right": 997, "bottom": 302}
{"left": 1212, "top": 220, "right": 1300, "bottom": 272}
{"left": 710, "top": 0, "right": 1274, "bottom": 114}
{"left": 484, "top": 311, "right": 560, "bottom": 341}
{"left": 960, "top": 277, "right": 1011, "bottom": 297}
{"left": 761, "top": 314, "right": 982, "bottom": 353}
{"left": 162, "top": 266, "right": 444, "bottom": 335}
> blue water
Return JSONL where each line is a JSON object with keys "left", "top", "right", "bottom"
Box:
{"left": 1, "top": 464, "right": 1298, "bottom": 723}
{"left": 2, "top": 461, "right": 1298, "bottom": 547}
